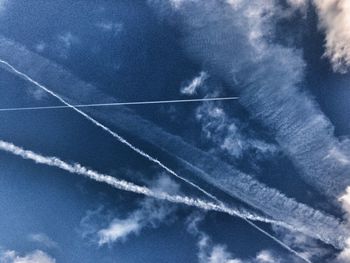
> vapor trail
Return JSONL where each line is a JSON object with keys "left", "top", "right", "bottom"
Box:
{"left": 0, "top": 58, "right": 218, "bottom": 202}
{"left": 0, "top": 97, "right": 239, "bottom": 112}
{"left": 0, "top": 139, "right": 311, "bottom": 263}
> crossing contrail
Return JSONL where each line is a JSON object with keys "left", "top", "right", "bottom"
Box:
{"left": 0, "top": 58, "right": 219, "bottom": 203}
{"left": 0, "top": 97, "right": 239, "bottom": 112}
{"left": 0, "top": 139, "right": 312, "bottom": 263}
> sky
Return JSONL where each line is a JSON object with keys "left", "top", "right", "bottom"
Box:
{"left": 0, "top": 0, "right": 349, "bottom": 262}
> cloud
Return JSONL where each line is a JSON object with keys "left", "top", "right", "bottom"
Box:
{"left": 195, "top": 102, "right": 278, "bottom": 160}
{"left": 0, "top": 250, "right": 55, "bottom": 263}
{"left": 287, "top": 0, "right": 350, "bottom": 73}
{"left": 96, "top": 175, "right": 178, "bottom": 246}
{"left": 187, "top": 214, "right": 285, "bottom": 263}
{"left": 272, "top": 225, "right": 334, "bottom": 262}
{"left": 27, "top": 233, "right": 58, "bottom": 249}
{"left": 180, "top": 71, "right": 208, "bottom": 95}
{"left": 56, "top": 32, "right": 79, "bottom": 58}
{"left": 97, "top": 218, "right": 141, "bottom": 245}
{"left": 313, "top": 0, "right": 350, "bottom": 73}
{"left": 337, "top": 188, "right": 350, "bottom": 262}
{"left": 287, "top": 0, "right": 308, "bottom": 10}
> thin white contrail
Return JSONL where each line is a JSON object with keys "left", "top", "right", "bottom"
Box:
{"left": 0, "top": 59, "right": 312, "bottom": 263}
{"left": 0, "top": 140, "right": 273, "bottom": 224}
{"left": 0, "top": 58, "right": 218, "bottom": 202}
{"left": 0, "top": 140, "right": 311, "bottom": 263}
{"left": 0, "top": 97, "right": 239, "bottom": 112}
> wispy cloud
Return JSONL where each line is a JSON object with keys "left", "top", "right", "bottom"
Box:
{"left": 27, "top": 233, "right": 58, "bottom": 249}
{"left": 56, "top": 32, "right": 79, "bottom": 58}
{"left": 186, "top": 213, "right": 288, "bottom": 263}
{"left": 0, "top": 249, "right": 55, "bottom": 263}
{"left": 313, "top": 0, "right": 350, "bottom": 73}
{"left": 83, "top": 176, "right": 179, "bottom": 246}
{"left": 180, "top": 71, "right": 208, "bottom": 95}
{"left": 196, "top": 102, "right": 278, "bottom": 160}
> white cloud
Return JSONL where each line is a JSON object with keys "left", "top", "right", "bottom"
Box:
{"left": 196, "top": 102, "right": 278, "bottom": 160}
{"left": 82, "top": 175, "right": 179, "bottom": 246}
{"left": 0, "top": 250, "right": 55, "bottom": 263}
{"left": 337, "top": 187, "right": 350, "bottom": 262}
{"left": 256, "top": 250, "right": 277, "bottom": 263}
{"left": 97, "top": 218, "right": 141, "bottom": 245}
{"left": 289, "top": 0, "right": 350, "bottom": 73}
{"left": 180, "top": 71, "right": 208, "bottom": 95}
{"left": 27, "top": 233, "right": 58, "bottom": 249}
{"left": 187, "top": 213, "right": 284, "bottom": 263}
{"left": 55, "top": 32, "right": 79, "bottom": 58}
{"left": 313, "top": 0, "right": 350, "bottom": 73}
{"left": 287, "top": 0, "right": 308, "bottom": 10}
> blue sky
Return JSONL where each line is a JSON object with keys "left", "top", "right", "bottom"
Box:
{"left": 0, "top": 0, "right": 350, "bottom": 262}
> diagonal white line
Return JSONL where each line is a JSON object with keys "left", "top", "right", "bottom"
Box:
{"left": 0, "top": 97, "right": 239, "bottom": 112}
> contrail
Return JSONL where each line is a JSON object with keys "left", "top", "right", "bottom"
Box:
{"left": 0, "top": 97, "right": 239, "bottom": 112}
{"left": 0, "top": 58, "right": 218, "bottom": 203}
{"left": 0, "top": 139, "right": 312, "bottom": 263}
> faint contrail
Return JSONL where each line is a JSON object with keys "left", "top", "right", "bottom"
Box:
{"left": 0, "top": 97, "right": 239, "bottom": 112}
{"left": 0, "top": 139, "right": 312, "bottom": 263}
{"left": 0, "top": 58, "right": 218, "bottom": 202}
